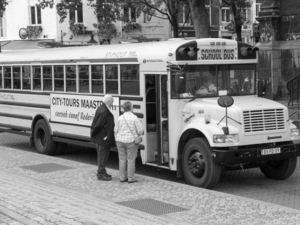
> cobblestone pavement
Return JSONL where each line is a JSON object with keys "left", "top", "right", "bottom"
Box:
{"left": 1, "top": 132, "right": 300, "bottom": 212}
{"left": 1, "top": 140, "right": 300, "bottom": 224}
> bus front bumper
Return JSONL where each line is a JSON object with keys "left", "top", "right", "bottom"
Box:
{"left": 212, "top": 142, "right": 300, "bottom": 165}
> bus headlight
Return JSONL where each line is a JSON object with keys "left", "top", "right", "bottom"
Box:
{"left": 291, "top": 128, "right": 300, "bottom": 137}
{"left": 213, "top": 134, "right": 239, "bottom": 143}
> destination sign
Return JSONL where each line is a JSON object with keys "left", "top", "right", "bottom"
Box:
{"left": 198, "top": 49, "right": 236, "bottom": 60}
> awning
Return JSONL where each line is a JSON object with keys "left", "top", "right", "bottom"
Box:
{"left": 1, "top": 39, "right": 55, "bottom": 50}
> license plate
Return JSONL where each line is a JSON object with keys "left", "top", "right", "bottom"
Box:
{"left": 261, "top": 147, "right": 281, "bottom": 155}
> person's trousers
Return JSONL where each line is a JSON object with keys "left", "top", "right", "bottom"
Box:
{"left": 116, "top": 141, "right": 138, "bottom": 181}
{"left": 96, "top": 144, "right": 110, "bottom": 176}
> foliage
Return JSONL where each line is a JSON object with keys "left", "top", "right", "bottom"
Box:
{"left": 26, "top": 25, "right": 43, "bottom": 38}
{"left": 0, "top": 0, "right": 8, "bottom": 17}
{"left": 37, "top": 0, "right": 193, "bottom": 38}
{"left": 220, "top": 0, "right": 252, "bottom": 41}
{"left": 93, "top": 21, "right": 117, "bottom": 40}
{"left": 69, "top": 17, "right": 86, "bottom": 36}
{"left": 123, "top": 22, "right": 142, "bottom": 33}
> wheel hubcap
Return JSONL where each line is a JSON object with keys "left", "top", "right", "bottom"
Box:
{"left": 188, "top": 151, "right": 205, "bottom": 178}
{"left": 38, "top": 129, "right": 46, "bottom": 148}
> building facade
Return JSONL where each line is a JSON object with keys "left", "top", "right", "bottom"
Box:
{"left": 256, "top": 0, "right": 300, "bottom": 101}
{"left": 0, "top": 0, "right": 172, "bottom": 48}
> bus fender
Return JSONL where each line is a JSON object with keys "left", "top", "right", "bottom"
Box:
{"left": 31, "top": 114, "right": 53, "bottom": 136}
{"left": 176, "top": 123, "right": 220, "bottom": 178}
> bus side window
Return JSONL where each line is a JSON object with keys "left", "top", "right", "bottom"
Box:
{"left": 4, "top": 67, "right": 12, "bottom": 89}
{"left": 79, "top": 65, "right": 89, "bottom": 93}
{"left": 120, "top": 65, "right": 140, "bottom": 95}
{"left": 0, "top": 67, "right": 2, "bottom": 89}
{"left": 54, "top": 65, "right": 64, "bottom": 92}
{"left": 22, "top": 66, "right": 31, "bottom": 90}
{"left": 43, "top": 66, "right": 53, "bottom": 91}
{"left": 91, "top": 65, "right": 103, "bottom": 93}
{"left": 33, "top": 66, "right": 41, "bottom": 90}
{"left": 105, "top": 65, "right": 118, "bottom": 94}
{"left": 13, "top": 66, "right": 21, "bottom": 90}
{"left": 66, "top": 65, "right": 76, "bottom": 92}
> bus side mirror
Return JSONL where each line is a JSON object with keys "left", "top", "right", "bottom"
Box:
{"left": 257, "top": 79, "right": 266, "bottom": 97}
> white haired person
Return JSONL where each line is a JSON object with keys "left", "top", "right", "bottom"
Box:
{"left": 90, "top": 95, "right": 115, "bottom": 181}
{"left": 114, "top": 101, "right": 144, "bottom": 183}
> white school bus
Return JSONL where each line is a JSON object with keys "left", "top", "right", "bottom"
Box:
{"left": 0, "top": 38, "right": 299, "bottom": 188}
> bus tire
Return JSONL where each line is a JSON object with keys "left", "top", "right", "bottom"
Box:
{"left": 33, "top": 119, "right": 57, "bottom": 155}
{"left": 260, "top": 157, "right": 297, "bottom": 180}
{"left": 182, "top": 137, "right": 222, "bottom": 189}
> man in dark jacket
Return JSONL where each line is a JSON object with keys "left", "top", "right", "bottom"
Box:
{"left": 90, "top": 95, "right": 116, "bottom": 181}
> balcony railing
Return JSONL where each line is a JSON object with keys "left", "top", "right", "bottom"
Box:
{"left": 286, "top": 74, "right": 300, "bottom": 127}
{"left": 287, "top": 74, "right": 300, "bottom": 107}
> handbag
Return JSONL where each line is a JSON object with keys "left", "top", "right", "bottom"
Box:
{"left": 123, "top": 115, "right": 142, "bottom": 144}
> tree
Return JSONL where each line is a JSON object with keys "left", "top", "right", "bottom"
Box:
{"left": 221, "top": 0, "right": 252, "bottom": 41}
{"left": 187, "top": 0, "right": 210, "bottom": 38}
{"left": 38, "top": 0, "right": 211, "bottom": 38}
{"left": 38, "top": 0, "right": 213, "bottom": 40}
{"left": 0, "top": 0, "right": 9, "bottom": 17}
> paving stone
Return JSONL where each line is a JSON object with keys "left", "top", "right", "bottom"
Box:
{"left": 0, "top": 145, "right": 299, "bottom": 225}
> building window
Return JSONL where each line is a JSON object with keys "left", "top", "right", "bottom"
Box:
{"left": 256, "top": 3, "right": 261, "bottom": 17}
{"left": 13, "top": 67, "right": 21, "bottom": 89}
{"left": 66, "top": 65, "right": 76, "bottom": 92}
{"left": 43, "top": 66, "right": 52, "bottom": 91}
{"left": 222, "top": 8, "right": 230, "bottom": 22}
{"left": 54, "top": 66, "right": 64, "bottom": 92}
{"left": 241, "top": 9, "right": 249, "bottom": 21}
{"left": 120, "top": 65, "right": 139, "bottom": 95}
{"left": 178, "top": 5, "right": 193, "bottom": 25}
{"left": 123, "top": 6, "right": 137, "bottom": 22}
{"left": 0, "top": 13, "right": 6, "bottom": 38}
{"left": 69, "top": 4, "right": 83, "bottom": 23}
{"left": 22, "top": 66, "right": 31, "bottom": 90}
{"left": 30, "top": 6, "right": 42, "bottom": 25}
{"left": 92, "top": 65, "right": 103, "bottom": 93}
{"left": 79, "top": 65, "right": 89, "bottom": 93}
{"left": 105, "top": 65, "right": 118, "bottom": 94}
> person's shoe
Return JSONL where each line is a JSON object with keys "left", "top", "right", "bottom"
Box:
{"left": 97, "top": 174, "right": 112, "bottom": 181}
{"left": 128, "top": 179, "right": 138, "bottom": 183}
{"left": 120, "top": 178, "right": 128, "bottom": 183}
{"left": 106, "top": 173, "right": 111, "bottom": 177}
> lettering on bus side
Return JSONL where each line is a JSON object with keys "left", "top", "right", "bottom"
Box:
{"left": 50, "top": 94, "right": 120, "bottom": 126}
{"left": 198, "top": 49, "right": 235, "bottom": 60}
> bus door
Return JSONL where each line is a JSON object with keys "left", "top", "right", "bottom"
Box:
{"left": 145, "top": 74, "right": 169, "bottom": 166}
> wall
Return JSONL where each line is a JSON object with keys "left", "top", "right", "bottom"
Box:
{"left": 256, "top": 0, "right": 300, "bottom": 101}
{"left": 5, "top": 0, "right": 57, "bottom": 40}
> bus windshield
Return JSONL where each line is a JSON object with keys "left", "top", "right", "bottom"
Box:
{"left": 171, "top": 64, "right": 256, "bottom": 99}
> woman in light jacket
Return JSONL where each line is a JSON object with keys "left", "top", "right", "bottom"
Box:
{"left": 114, "top": 101, "right": 144, "bottom": 183}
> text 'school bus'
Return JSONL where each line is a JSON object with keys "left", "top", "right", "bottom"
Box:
{"left": 0, "top": 38, "right": 299, "bottom": 188}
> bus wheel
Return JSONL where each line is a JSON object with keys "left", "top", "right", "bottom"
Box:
{"left": 33, "top": 119, "right": 57, "bottom": 155}
{"left": 182, "top": 137, "right": 221, "bottom": 189}
{"left": 260, "top": 157, "right": 297, "bottom": 180}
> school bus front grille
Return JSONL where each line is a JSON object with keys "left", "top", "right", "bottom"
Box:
{"left": 243, "top": 109, "right": 285, "bottom": 133}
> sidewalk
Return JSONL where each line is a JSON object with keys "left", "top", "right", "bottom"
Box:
{"left": 0, "top": 146, "right": 300, "bottom": 225}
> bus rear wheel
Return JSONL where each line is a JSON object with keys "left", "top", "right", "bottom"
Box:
{"left": 260, "top": 157, "right": 297, "bottom": 180}
{"left": 33, "top": 119, "right": 57, "bottom": 155}
{"left": 182, "top": 137, "right": 222, "bottom": 189}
